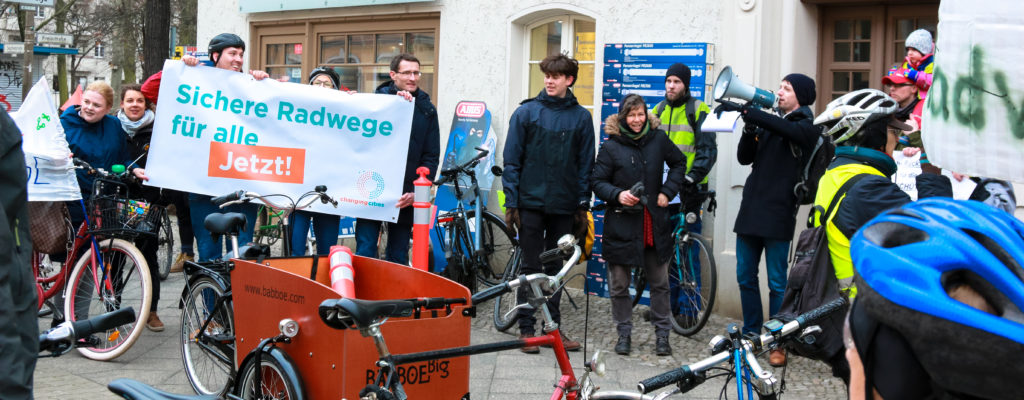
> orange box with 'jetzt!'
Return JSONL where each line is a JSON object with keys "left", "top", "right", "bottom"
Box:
{"left": 207, "top": 141, "right": 305, "bottom": 184}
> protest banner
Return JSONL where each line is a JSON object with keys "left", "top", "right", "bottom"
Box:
{"left": 12, "top": 76, "right": 81, "bottom": 201}
{"left": 923, "top": 0, "right": 1024, "bottom": 183}
{"left": 892, "top": 150, "right": 976, "bottom": 200}
{"left": 145, "top": 60, "right": 413, "bottom": 223}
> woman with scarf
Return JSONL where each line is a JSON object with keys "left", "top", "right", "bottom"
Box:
{"left": 591, "top": 94, "right": 687, "bottom": 357}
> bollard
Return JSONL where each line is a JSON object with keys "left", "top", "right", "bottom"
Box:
{"left": 412, "top": 166, "right": 432, "bottom": 271}
{"left": 329, "top": 245, "right": 356, "bottom": 297}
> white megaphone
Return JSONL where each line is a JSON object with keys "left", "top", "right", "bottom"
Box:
{"left": 713, "top": 66, "right": 776, "bottom": 109}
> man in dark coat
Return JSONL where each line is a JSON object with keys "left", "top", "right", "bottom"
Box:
{"left": 726, "top": 73, "right": 819, "bottom": 366}
{"left": 502, "top": 54, "right": 594, "bottom": 353}
{"left": 356, "top": 53, "right": 440, "bottom": 264}
{"left": 0, "top": 108, "right": 37, "bottom": 400}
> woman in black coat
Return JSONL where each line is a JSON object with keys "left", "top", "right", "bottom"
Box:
{"left": 591, "top": 94, "right": 686, "bottom": 356}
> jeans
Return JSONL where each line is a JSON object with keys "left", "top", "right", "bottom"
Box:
{"left": 516, "top": 209, "right": 572, "bottom": 335}
{"left": 609, "top": 248, "right": 671, "bottom": 337}
{"left": 735, "top": 233, "right": 790, "bottom": 335}
{"left": 166, "top": 189, "right": 194, "bottom": 255}
{"left": 188, "top": 193, "right": 258, "bottom": 262}
{"left": 289, "top": 210, "right": 341, "bottom": 256}
{"left": 354, "top": 218, "right": 412, "bottom": 265}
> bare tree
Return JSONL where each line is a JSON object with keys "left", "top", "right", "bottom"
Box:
{"left": 142, "top": 0, "right": 169, "bottom": 80}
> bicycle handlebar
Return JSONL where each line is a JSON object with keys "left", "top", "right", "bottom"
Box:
{"left": 637, "top": 297, "right": 847, "bottom": 394}
{"left": 211, "top": 190, "right": 246, "bottom": 206}
{"left": 213, "top": 187, "right": 337, "bottom": 211}
{"left": 433, "top": 146, "right": 490, "bottom": 186}
{"left": 40, "top": 307, "right": 137, "bottom": 355}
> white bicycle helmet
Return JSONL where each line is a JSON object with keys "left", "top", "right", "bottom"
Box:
{"left": 813, "top": 89, "right": 905, "bottom": 144}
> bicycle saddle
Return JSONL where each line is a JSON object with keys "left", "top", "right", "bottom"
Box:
{"left": 318, "top": 298, "right": 416, "bottom": 330}
{"left": 107, "top": 378, "right": 217, "bottom": 400}
{"left": 204, "top": 212, "right": 247, "bottom": 236}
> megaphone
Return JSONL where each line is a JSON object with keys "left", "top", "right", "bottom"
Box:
{"left": 713, "top": 66, "right": 776, "bottom": 109}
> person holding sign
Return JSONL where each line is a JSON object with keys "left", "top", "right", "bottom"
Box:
{"left": 355, "top": 54, "right": 440, "bottom": 265}
{"left": 141, "top": 33, "right": 269, "bottom": 262}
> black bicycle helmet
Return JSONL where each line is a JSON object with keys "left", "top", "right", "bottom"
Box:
{"left": 208, "top": 33, "right": 246, "bottom": 63}
{"left": 308, "top": 67, "right": 341, "bottom": 89}
{"left": 850, "top": 198, "right": 1024, "bottom": 399}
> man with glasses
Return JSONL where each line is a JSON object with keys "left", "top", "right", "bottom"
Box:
{"left": 356, "top": 53, "right": 440, "bottom": 264}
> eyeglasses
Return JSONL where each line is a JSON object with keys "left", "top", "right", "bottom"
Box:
{"left": 312, "top": 80, "right": 335, "bottom": 88}
{"left": 397, "top": 70, "right": 421, "bottom": 77}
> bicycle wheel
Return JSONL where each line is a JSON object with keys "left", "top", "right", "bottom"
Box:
{"left": 157, "top": 210, "right": 174, "bottom": 280}
{"left": 670, "top": 233, "right": 717, "bottom": 336}
{"left": 492, "top": 248, "right": 522, "bottom": 332}
{"left": 254, "top": 206, "right": 281, "bottom": 246}
{"left": 630, "top": 268, "right": 647, "bottom": 308}
{"left": 181, "top": 275, "right": 235, "bottom": 396}
{"left": 237, "top": 352, "right": 303, "bottom": 400}
{"left": 466, "top": 210, "right": 518, "bottom": 287}
{"left": 443, "top": 223, "right": 478, "bottom": 293}
{"left": 64, "top": 238, "right": 152, "bottom": 361}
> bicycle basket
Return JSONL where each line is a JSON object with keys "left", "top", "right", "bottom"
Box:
{"left": 86, "top": 194, "right": 165, "bottom": 239}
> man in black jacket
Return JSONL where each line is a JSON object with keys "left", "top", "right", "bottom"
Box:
{"left": 502, "top": 54, "right": 595, "bottom": 353}
{"left": 0, "top": 108, "right": 37, "bottom": 400}
{"left": 724, "top": 74, "right": 819, "bottom": 366}
{"left": 356, "top": 53, "right": 440, "bottom": 264}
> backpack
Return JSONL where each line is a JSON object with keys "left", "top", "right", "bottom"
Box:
{"left": 773, "top": 173, "right": 867, "bottom": 362}
{"left": 793, "top": 133, "right": 836, "bottom": 205}
{"left": 653, "top": 97, "right": 700, "bottom": 134}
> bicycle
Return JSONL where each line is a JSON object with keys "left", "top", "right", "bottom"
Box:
{"left": 254, "top": 204, "right": 285, "bottom": 247}
{"left": 155, "top": 203, "right": 174, "bottom": 280}
{"left": 39, "top": 307, "right": 137, "bottom": 358}
{"left": 624, "top": 190, "right": 718, "bottom": 337}
{"left": 432, "top": 146, "right": 518, "bottom": 293}
{"left": 179, "top": 186, "right": 336, "bottom": 396}
{"left": 31, "top": 158, "right": 155, "bottom": 361}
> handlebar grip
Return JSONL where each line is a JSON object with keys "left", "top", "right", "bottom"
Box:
{"left": 638, "top": 366, "right": 691, "bottom": 393}
{"left": 539, "top": 247, "right": 563, "bottom": 264}
{"left": 71, "top": 307, "right": 136, "bottom": 339}
{"left": 794, "top": 297, "right": 847, "bottom": 327}
{"left": 471, "top": 282, "right": 509, "bottom": 304}
{"left": 211, "top": 190, "right": 245, "bottom": 206}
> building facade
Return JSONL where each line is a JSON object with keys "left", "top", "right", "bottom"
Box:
{"left": 197, "top": 0, "right": 944, "bottom": 318}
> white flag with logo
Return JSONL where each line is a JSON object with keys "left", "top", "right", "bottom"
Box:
{"left": 12, "top": 77, "right": 81, "bottom": 201}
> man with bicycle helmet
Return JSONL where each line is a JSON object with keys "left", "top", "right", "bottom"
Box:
{"left": 846, "top": 198, "right": 1024, "bottom": 399}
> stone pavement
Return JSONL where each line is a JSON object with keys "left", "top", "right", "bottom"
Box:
{"left": 34, "top": 269, "right": 845, "bottom": 399}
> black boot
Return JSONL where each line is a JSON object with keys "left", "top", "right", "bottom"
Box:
{"left": 655, "top": 335, "right": 672, "bottom": 356}
{"left": 614, "top": 335, "right": 631, "bottom": 355}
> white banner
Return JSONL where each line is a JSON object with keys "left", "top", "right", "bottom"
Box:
{"left": 146, "top": 60, "right": 413, "bottom": 222}
{"left": 922, "top": 0, "right": 1024, "bottom": 183}
{"left": 12, "top": 77, "right": 81, "bottom": 201}
{"left": 892, "top": 150, "right": 976, "bottom": 201}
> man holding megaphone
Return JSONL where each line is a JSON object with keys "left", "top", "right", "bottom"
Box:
{"left": 715, "top": 71, "right": 820, "bottom": 367}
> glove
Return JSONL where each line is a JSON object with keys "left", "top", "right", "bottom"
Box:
{"left": 904, "top": 69, "right": 919, "bottom": 82}
{"left": 713, "top": 99, "right": 743, "bottom": 118}
{"left": 572, "top": 208, "right": 589, "bottom": 245}
{"left": 504, "top": 207, "right": 520, "bottom": 235}
{"left": 359, "top": 384, "right": 397, "bottom": 400}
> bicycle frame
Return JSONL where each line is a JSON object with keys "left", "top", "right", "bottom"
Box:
{"left": 34, "top": 200, "right": 117, "bottom": 312}
{"left": 434, "top": 148, "right": 490, "bottom": 279}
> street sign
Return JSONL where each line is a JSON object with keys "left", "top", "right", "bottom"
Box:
{"left": 7, "top": 0, "right": 54, "bottom": 6}
{"left": 5, "top": 42, "right": 26, "bottom": 54}
{"left": 35, "top": 33, "right": 74, "bottom": 46}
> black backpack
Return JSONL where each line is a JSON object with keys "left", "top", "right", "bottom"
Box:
{"left": 792, "top": 133, "right": 836, "bottom": 205}
{"left": 773, "top": 173, "right": 866, "bottom": 362}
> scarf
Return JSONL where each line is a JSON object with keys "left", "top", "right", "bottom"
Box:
{"left": 620, "top": 119, "right": 650, "bottom": 140}
{"left": 118, "top": 109, "right": 155, "bottom": 137}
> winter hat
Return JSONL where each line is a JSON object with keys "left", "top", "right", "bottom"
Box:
{"left": 309, "top": 67, "right": 341, "bottom": 89}
{"left": 905, "top": 29, "right": 934, "bottom": 55}
{"left": 665, "top": 63, "right": 691, "bottom": 87}
{"left": 783, "top": 73, "right": 816, "bottom": 106}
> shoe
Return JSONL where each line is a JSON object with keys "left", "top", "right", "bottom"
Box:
{"left": 170, "top": 253, "right": 193, "bottom": 273}
{"left": 146, "top": 313, "right": 165, "bottom": 332}
{"left": 520, "top": 333, "right": 539, "bottom": 354}
{"left": 769, "top": 349, "right": 787, "bottom": 367}
{"left": 655, "top": 336, "right": 672, "bottom": 356}
{"left": 614, "top": 335, "right": 631, "bottom": 355}
{"left": 560, "top": 333, "right": 582, "bottom": 352}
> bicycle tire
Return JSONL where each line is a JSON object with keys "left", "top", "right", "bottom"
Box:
{"left": 157, "top": 210, "right": 174, "bottom": 280}
{"left": 64, "top": 238, "right": 152, "bottom": 361}
{"left": 670, "top": 233, "right": 717, "bottom": 336}
{"left": 466, "top": 210, "right": 518, "bottom": 288}
{"left": 181, "top": 275, "right": 235, "bottom": 396}
{"left": 443, "top": 223, "right": 478, "bottom": 293}
{"left": 236, "top": 352, "right": 303, "bottom": 400}
{"left": 254, "top": 206, "right": 281, "bottom": 247}
{"left": 492, "top": 248, "right": 522, "bottom": 332}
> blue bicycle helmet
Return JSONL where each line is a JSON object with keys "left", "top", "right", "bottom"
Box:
{"left": 850, "top": 198, "right": 1024, "bottom": 399}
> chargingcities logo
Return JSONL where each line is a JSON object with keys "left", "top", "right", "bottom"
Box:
{"left": 357, "top": 170, "right": 385, "bottom": 199}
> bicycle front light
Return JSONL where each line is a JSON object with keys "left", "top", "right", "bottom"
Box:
{"left": 279, "top": 318, "right": 300, "bottom": 338}
{"left": 587, "top": 350, "right": 607, "bottom": 377}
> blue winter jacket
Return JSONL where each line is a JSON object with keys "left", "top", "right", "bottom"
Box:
{"left": 60, "top": 106, "right": 133, "bottom": 195}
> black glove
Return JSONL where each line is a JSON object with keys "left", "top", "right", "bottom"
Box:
{"left": 573, "top": 208, "right": 589, "bottom": 245}
{"left": 359, "top": 384, "right": 397, "bottom": 400}
{"left": 713, "top": 99, "right": 744, "bottom": 118}
{"left": 505, "top": 207, "right": 520, "bottom": 235}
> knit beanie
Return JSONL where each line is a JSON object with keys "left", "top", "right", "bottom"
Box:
{"left": 905, "top": 29, "right": 934, "bottom": 55}
{"left": 783, "top": 73, "right": 816, "bottom": 106}
{"left": 309, "top": 68, "right": 341, "bottom": 89}
{"left": 665, "top": 63, "right": 691, "bottom": 87}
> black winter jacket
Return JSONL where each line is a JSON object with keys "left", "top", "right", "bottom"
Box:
{"left": 502, "top": 89, "right": 595, "bottom": 215}
{"left": 591, "top": 114, "right": 686, "bottom": 265}
{"left": 734, "top": 105, "right": 819, "bottom": 240}
{"left": 375, "top": 81, "right": 441, "bottom": 225}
